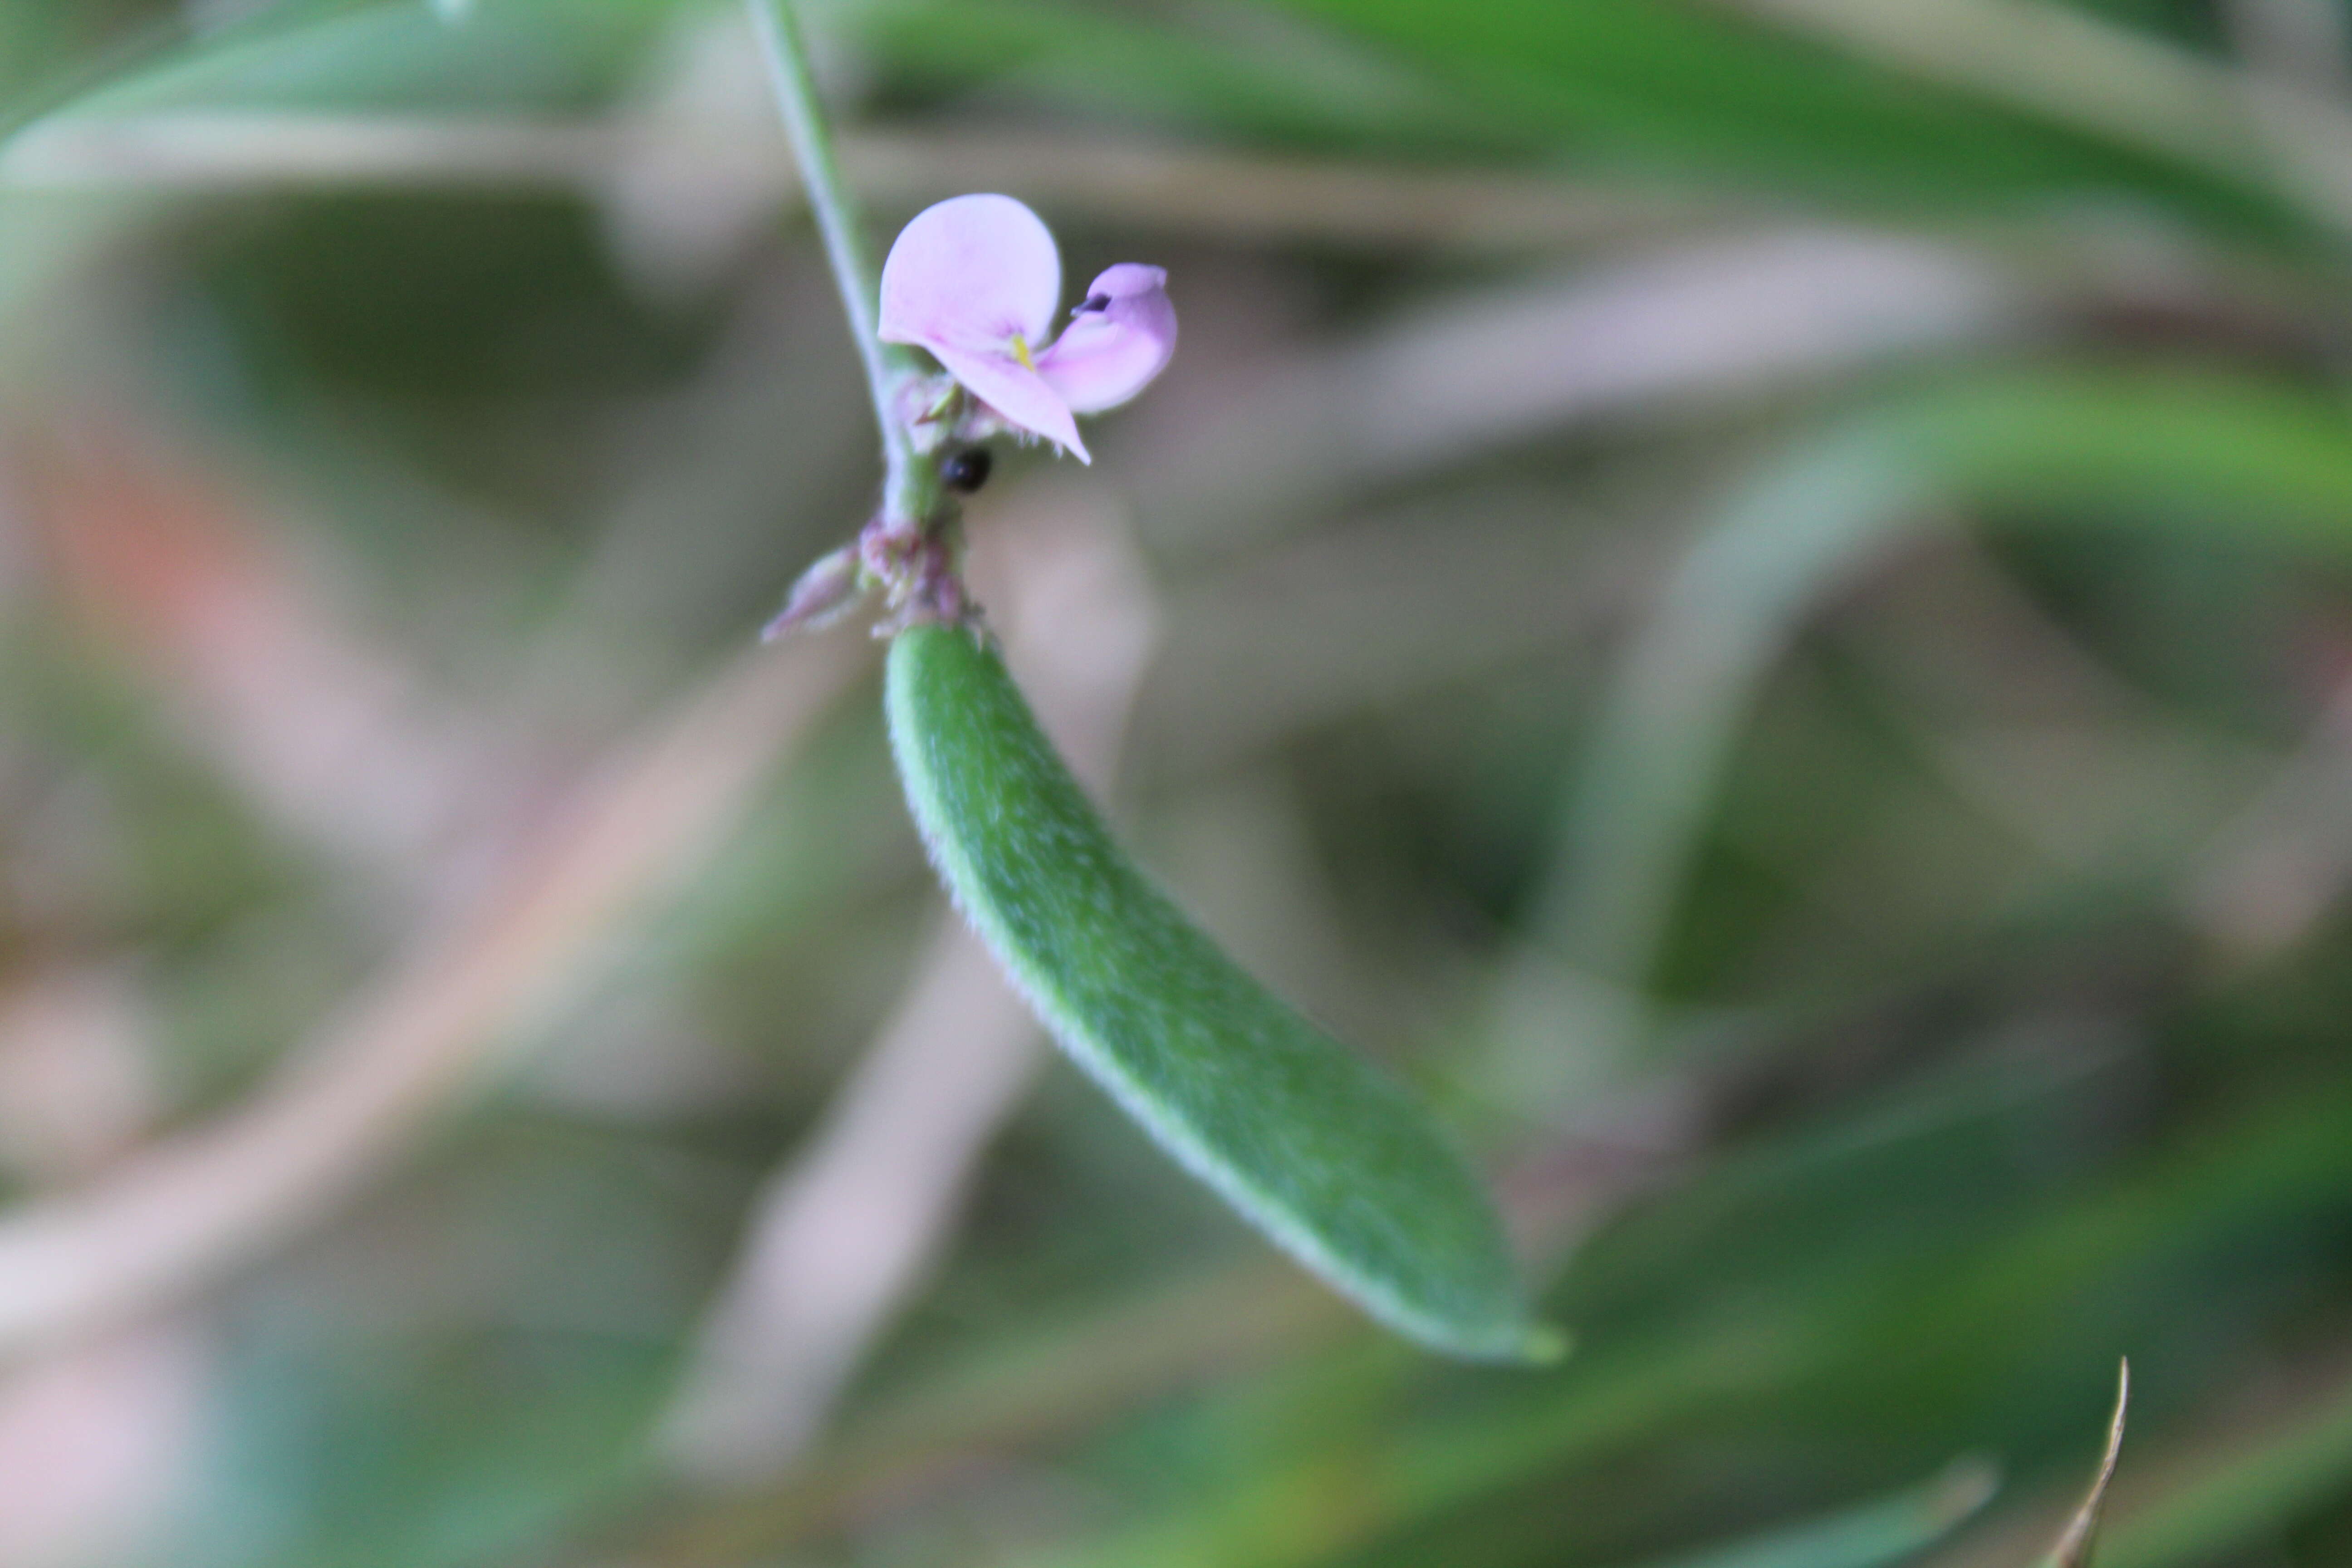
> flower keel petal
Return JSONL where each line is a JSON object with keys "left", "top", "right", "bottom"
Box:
{"left": 1036, "top": 264, "right": 1177, "bottom": 415}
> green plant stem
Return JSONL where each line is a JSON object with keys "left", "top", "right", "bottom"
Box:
{"left": 745, "top": 0, "right": 936, "bottom": 527}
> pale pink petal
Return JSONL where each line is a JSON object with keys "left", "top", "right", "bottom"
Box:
{"left": 1035, "top": 264, "right": 1177, "bottom": 414}
{"left": 928, "top": 342, "right": 1091, "bottom": 463}
{"left": 878, "top": 194, "right": 1060, "bottom": 355}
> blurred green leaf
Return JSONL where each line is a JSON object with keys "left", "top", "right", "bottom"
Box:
{"left": 203, "top": 1319, "right": 665, "bottom": 1568}
{"left": 821, "top": 0, "right": 1531, "bottom": 158}
{"left": 1633, "top": 1461, "right": 1997, "bottom": 1568}
{"left": 6, "top": 0, "right": 665, "bottom": 128}
{"left": 7, "top": 0, "right": 1527, "bottom": 163}
{"left": 1264, "top": 0, "right": 2296, "bottom": 231}
{"left": 884, "top": 622, "right": 1550, "bottom": 1362}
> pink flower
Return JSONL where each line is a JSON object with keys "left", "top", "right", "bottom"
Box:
{"left": 878, "top": 194, "right": 1176, "bottom": 465}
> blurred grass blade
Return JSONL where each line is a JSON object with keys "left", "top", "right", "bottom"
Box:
{"left": 2, "top": 0, "right": 662, "bottom": 132}
{"left": 1267, "top": 0, "right": 2293, "bottom": 234}
{"left": 1550, "top": 371, "right": 2352, "bottom": 997}
{"left": 2048, "top": 1361, "right": 2130, "bottom": 1568}
{"left": 885, "top": 623, "right": 1552, "bottom": 1362}
{"left": 1546, "top": 427, "right": 1924, "bottom": 989}
{"left": 1634, "top": 1461, "right": 1998, "bottom": 1568}
{"left": 2101, "top": 1354, "right": 2352, "bottom": 1568}
{"left": 832, "top": 0, "right": 1524, "bottom": 158}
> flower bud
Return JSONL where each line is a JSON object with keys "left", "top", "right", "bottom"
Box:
{"left": 761, "top": 544, "right": 865, "bottom": 640}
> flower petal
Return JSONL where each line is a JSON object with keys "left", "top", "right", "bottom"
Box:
{"left": 1035, "top": 264, "right": 1177, "bottom": 414}
{"left": 878, "top": 194, "right": 1060, "bottom": 356}
{"left": 928, "top": 342, "right": 1091, "bottom": 464}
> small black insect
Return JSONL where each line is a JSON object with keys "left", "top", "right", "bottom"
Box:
{"left": 941, "top": 446, "right": 993, "bottom": 494}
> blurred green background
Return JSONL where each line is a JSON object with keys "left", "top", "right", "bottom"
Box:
{"left": 5, "top": 0, "right": 2352, "bottom": 1564}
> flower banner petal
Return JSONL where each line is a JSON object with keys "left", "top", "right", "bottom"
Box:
{"left": 879, "top": 194, "right": 1060, "bottom": 354}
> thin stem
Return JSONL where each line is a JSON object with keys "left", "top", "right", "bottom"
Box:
{"left": 746, "top": 0, "right": 926, "bottom": 515}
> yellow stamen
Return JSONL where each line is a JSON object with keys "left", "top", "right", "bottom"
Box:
{"left": 1011, "top": 333, "right": 1036, "bottom": 371}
